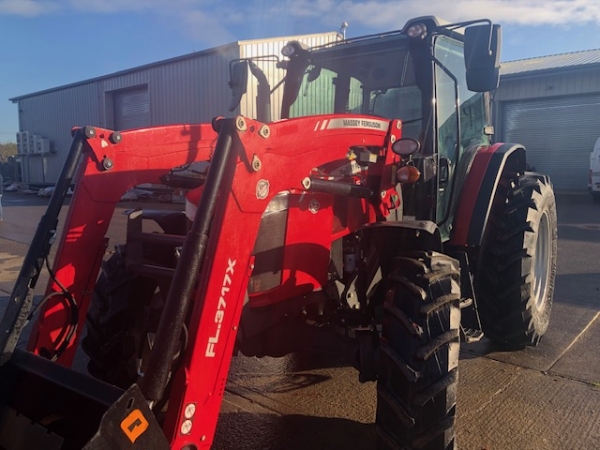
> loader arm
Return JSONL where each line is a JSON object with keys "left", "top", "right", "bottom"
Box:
{"left": 159, "top": 115, "right": 401, "bottom": 448}
{"left": 13, "top": 115, "right": 402, "bottom": 449}
{"left": 0, "top": 128, "right": 89, "bottom": 366}
{"left": 27, "top": 124, "right": 219, "bottom": 364}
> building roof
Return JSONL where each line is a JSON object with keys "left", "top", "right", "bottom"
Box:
{"left": 501, "top": 48, "right": 600, "bottom": 77}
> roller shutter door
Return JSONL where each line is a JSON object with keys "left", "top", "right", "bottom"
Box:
{"left": 501, "top": 95, "right": 600, "bottom": 190}
{"left": 114, "top": 86, "right": 150, "bottom": 130}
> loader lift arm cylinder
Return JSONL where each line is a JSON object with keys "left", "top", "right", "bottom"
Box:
{"left": 0, "top": 128, "right": 89, "bottom": 365}
{"left": 139, "top": 119, "right": 237, "bottom": 404}
{"left": 303, "top": 177, "right": 374, "bottom": 198}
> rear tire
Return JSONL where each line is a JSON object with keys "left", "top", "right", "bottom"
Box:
{"left": 377, "top": 251, "right": 461, "bottom": 450}
{"left": 476, "top": 173, "right": 557, "bottom": 346}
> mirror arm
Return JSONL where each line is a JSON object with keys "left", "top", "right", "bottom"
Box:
{"left": 249, "top": 62, "right": 272, "bottom": 123}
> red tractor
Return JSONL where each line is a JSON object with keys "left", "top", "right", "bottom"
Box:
{"left": 0, "top": 16, "right": 556, "bottom": 450}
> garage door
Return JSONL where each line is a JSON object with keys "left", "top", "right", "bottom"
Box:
{"left": 501, "top": 94, "right": 600, "bottom": 190}
{"left": 114, "top": 85, "right": 150, "bottom": 130}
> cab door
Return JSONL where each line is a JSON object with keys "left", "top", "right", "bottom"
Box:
{"left": 434, "top": 36, "right": 489, "bottom": 240}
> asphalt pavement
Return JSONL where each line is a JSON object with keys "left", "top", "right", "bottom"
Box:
{"left": 0, "top": 191, "right": 599, "bottom": 450}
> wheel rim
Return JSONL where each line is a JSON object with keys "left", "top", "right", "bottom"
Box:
{"left": 532, "top": 211, "right": 551, "bottom": 311}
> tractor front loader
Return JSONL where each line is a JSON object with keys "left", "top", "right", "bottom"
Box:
{"left": 0, "top": 16, "right": 557, "bottom": 450}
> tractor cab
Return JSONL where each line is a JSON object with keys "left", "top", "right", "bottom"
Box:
{"left": 232, "top": 16, "right": 501, "bottom": 239}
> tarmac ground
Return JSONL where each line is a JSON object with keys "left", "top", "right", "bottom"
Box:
{"left": 0, "top": 191, "right": 599, "bottom": 450}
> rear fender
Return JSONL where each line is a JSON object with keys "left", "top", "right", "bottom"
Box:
{"left": 448, "top": 143, "right": 526, "bottom": 247}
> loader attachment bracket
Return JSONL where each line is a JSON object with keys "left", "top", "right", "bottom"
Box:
{"left": 82, "top": 383, "right": 170, "bottom": 450}
{"left": 0, "top": 349, "right": 169, "bottom": 449}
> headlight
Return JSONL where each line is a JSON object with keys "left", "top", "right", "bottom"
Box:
{"left": 407, "top": 23, "right": 427, "bottom": 39}
{"left": 281, "top": 44, "right": 297, "bottom": 57}
{"left": 281, "top": 41, "right": 308, "bottom": 58}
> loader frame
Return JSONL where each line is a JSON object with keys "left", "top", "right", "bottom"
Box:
{"left": 0, "top": 114, "right": 404, "bottom": 448}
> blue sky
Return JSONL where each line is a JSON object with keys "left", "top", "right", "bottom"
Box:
{"left": 1, "top": 0, "right": 600, "bottom": 143}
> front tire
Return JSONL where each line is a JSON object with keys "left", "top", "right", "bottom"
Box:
{"left": 476, "top": 173, "right": 557, "bottom": 346}
{"left": 377, "top": 251, "right": 461, "bottom": 450}
{"left": 82, "top": 252, "right": 161, "bottom": 388}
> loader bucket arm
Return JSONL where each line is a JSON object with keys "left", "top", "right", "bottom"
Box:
{"left": 27, "top": 124, "right": 218, "bottom": 364}
{"left": 0, "top": 127, "right": 90, "bottom": 365}
{"left": 137, "top": 115, "right": 402, "bottom": 448}
{"left": 0, "top": 125, "right": 202, "bottom": 449}
{"left": 0, "top": 115, "right": 402, "bottom": 449}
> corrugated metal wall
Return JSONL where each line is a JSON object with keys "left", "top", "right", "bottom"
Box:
{"left": 96, "top": 44, "right": 239, "bottom": 128}
{"left": 14, "top": 33, "right": 338, "bottom": 184}
{"left": 496, "top": 68, "right": 600, "bottom": 190}
{"left": 15, "top": 43, "right": 240, "bottom": 184}
{"left": 496, "top": 69, "right": 600, "bottom": 103}
{"left": 502, "top": 94, "right": 600, "bottom": 190}
{"left": 17, "top": 84, "right": 100, "bottom": 183}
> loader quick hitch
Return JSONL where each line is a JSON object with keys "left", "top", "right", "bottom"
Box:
{"left": 0, "top": 128, "right": 90, "bottom": 365}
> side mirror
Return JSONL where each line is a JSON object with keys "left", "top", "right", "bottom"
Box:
{"left": 392, "top": 137, "right": 420, "bottom": 157}
{"left": 464, "top": 24, "right": 502, "bottom": 92}
{"left": 228, "top": 60, "right": 249, "bottom": 112}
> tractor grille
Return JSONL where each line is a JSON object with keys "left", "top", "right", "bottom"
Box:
{"left": 248, "top": 201, "right": 289, "bottom": 294}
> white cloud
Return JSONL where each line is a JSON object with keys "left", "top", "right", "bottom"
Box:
{"left": 281, "top": 0, "right": 600, "bottom": 29}
{"left": 0, "top": 0, "right": 58, "bottom": 16}
{"left": 15, "top": 0, "right": 235, "bottom": 45}
{"left": 65, "top": 0, "right": 189, "bottom": 13}
{"left": 59, "top": 0, "right": 234, "bottom": 44}
{"left": 3, "top": 0, "right": 600, "bottom": 38}
{"left": 283, "top": 0, "right": 337, "bottom": 18}
{"left": 179, "top": 9, "right": 235, "bottom": 46}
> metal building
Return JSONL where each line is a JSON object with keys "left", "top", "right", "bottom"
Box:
{"left": 9, "top": 32, "right": 339, "bottom": 184}
{"left": 497, "top": 49, "right": 600, "bottom": 190}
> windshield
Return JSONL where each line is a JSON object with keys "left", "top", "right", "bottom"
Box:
{"left": 287, "top": 37, "right": 423, "bottom": 141}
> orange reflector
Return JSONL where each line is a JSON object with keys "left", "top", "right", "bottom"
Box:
{"left": 396, "top": 165, "right": 421, "bottom": 183}
{"left": 120, "top": 409, "right": 149, "bottom": 443}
